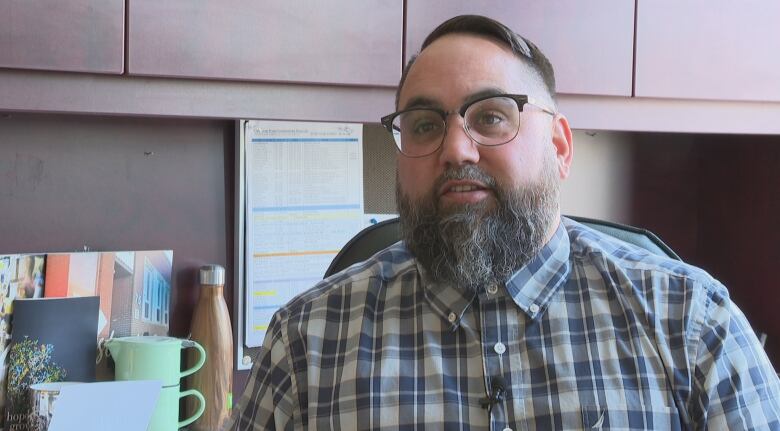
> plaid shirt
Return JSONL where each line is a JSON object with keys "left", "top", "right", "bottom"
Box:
{"left": 228, "top": 217, "right": 780, "bottom": 430}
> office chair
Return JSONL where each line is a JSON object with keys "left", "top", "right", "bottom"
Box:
{"left": 324, "top": 215, "right": 680, "bottom": 278}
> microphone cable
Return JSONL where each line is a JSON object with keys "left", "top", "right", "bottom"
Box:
{"left": 480, "top": 375, "right": 507, "bottom": 418}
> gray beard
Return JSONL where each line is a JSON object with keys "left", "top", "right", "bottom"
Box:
{"left": 397, "top": 163, "right": 559, "bottom": 292}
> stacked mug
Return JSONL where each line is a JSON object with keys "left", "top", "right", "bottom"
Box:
{"left": 106, "top": 336, "right": 206, "bottom": 431}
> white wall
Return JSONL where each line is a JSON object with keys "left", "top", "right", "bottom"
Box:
{"left": 559, "top": 130, "right": 634, "bottom": 224}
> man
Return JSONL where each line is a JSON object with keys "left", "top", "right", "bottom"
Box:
{"left": 228, "top": 15, "right": 780, "bottom": 430}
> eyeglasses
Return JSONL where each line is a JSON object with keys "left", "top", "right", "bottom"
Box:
{"left": 380, "top": 94, "right": 555, "bottom": 158}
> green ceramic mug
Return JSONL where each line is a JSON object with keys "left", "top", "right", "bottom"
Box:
{"left": 148, "top": 385, "right": 205, "bottom": 431}
{"left": 106, "top": 336, "right": 206, "bottom": 387}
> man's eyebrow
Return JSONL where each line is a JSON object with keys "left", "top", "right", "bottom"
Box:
{"left": 463, "top": 88, "right": 505, "bottom": 105}
{"left": 401, "top": 96, "right": 440, "bottom": 110}
{"left": 401, "top": 88, "right": 507, "bottom": 111}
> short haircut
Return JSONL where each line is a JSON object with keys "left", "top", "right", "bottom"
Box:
{"left": 396, "top": 15, "right": 557, "bottom": 109}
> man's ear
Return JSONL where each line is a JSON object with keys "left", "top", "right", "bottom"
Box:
{"left": 551, "top": 113, "right": 573, "bottom": 180}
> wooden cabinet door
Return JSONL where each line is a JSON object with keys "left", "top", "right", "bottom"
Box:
{"left": 0, "top": 0, "right": 124, "bottom": 74}
{"left": 127, "top": 0, "right": 403, "bottom": 87}
{"left": 636, "top": 0, "right": 780, "bottom": 102}
{"left": 406, "top": 0, "right": 635, "bottom": 96}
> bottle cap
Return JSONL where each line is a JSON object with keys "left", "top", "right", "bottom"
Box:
{"left": 199, "top": 264, "right": 225, "bottom": 286}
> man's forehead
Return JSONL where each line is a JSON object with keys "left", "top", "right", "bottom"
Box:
{"left": 398, "top": 33, "right": 547, "bottom": 109}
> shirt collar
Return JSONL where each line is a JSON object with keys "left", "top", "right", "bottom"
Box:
{"left": 505, "top": 219, "right": 570, "bottom": 319}
{"left": 418, "top": 264, "right": 476, "bottom": 331}
{"left": 416, "top": 218, "right": 570, "bottom": 327}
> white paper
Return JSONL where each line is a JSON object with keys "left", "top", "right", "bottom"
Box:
{"left": 244, "top": 120, "right": 364, "bottom": 347}
{"left": 49, "top": 380, "right": 161, "bottom": 431}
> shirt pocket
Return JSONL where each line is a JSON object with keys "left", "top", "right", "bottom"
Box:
{"left": 580, "top": 403, "right": 683, "bottom": 431}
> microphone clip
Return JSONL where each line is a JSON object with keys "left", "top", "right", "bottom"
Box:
{"left": 480, "top": 376, "right": 506, "bottom": 410}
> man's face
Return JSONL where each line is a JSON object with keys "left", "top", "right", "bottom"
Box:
{"left": 395, "top": 33, "right": 573, "bottom": 289}
{"left": 396, "top": 33, "right": 570, "bottom": 214}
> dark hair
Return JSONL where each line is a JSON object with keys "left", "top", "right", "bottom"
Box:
{"left": 396, "top": 15, "right": 556, "bottom": 108}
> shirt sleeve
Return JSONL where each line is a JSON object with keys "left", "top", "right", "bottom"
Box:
{"left": 691, "top": 282, "right": 780, "bottom": 430}
{"left": 225, "top": 312, "right": 297, "bottom": 431}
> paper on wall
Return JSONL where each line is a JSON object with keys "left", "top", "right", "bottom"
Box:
{"left": 243, "top": 120, "right": 364, "bottom": 348}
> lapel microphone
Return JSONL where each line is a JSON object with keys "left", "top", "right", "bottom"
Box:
{"left": 480, "top": 375, "right": 507, "bottom": 416}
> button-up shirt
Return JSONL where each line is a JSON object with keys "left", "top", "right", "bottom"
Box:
{"left": 228, "top": 217, "right": 780, "bottom": 430}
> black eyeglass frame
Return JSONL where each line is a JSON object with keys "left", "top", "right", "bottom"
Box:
{"left": 380, "top": 94, "right": 556, "bottom": 158}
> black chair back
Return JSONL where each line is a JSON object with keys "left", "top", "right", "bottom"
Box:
{"left": 324, "top": 216, "right": 680, "bottom": 278}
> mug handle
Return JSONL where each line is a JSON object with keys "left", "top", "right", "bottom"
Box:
{"left": 180, "top": 340, "right": 206, "bottom": 379}
{"left": 178, "top": 389, "right": 206, "bottom": 428}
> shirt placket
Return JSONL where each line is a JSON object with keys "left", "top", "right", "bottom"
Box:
{"left": 478, "top": 284, "right": 525, "bottom": 431}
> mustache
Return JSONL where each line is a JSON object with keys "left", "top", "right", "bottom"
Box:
{"left": 432, "top": 165, "right": 499, "bottom": 196}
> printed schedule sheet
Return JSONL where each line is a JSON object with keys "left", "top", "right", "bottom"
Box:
{"left": 243, "top": 120, "right": 364, "bottom": 348}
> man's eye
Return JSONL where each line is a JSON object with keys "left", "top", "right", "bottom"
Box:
{"left": 475, "top": 112, "right": 505, "bottom": 126}
{"left": 412, "top": 121, "right": 440, "bottom": 135}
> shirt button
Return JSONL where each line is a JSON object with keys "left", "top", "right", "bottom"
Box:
{"left": 487, "top": 284, "right": 498, "bottom": 295}
{"left": 494, "top": 342, "right": 506, "bottom": 355}
{"left": 529, "top": 303, "right": 540, "bottom": 314}
{"left": 448, "top": 312, "right": 457, "bottom": 323}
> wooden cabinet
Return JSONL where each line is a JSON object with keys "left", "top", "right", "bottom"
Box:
{"left": 0, "top": 0, "right": 124, "bottom": 74}
{"left": 405, "top": 0, "right": 635, "bottom": 97}
{"left": 127, "top": 0, "right": 403, "bottom": 87}
{"left": 635, "top": 0, "right": 780, "bottom": 102}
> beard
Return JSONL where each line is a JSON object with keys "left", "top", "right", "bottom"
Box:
{"left": 397, "top": 161, "right": 559, "bottom": 292}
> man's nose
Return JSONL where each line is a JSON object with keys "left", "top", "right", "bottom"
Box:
{"left": 437, "top": 115, "right": 480, "bottom": 166}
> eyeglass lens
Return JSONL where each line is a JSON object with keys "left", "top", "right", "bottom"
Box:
{"left": 391, "top": 96, "right": 521, "bottom": 156}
